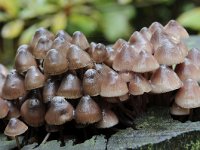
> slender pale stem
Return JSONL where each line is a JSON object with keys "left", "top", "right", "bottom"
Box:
{"left": 41, "top": 132, "right": 51, "bottom": 145}
{"left": 15, "top": 136, "right": 21, "bottom": 150}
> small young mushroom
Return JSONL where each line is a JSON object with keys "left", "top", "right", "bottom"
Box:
{"left": 186, "top": 48, "right": 200, "bottom": 68}
{"left": 43, "top": 49, "right": 69, "bottom": 75}
{"left": 140, "top": 27, "right": 152, "bottom": 41}
{"left": 90, "top": 43, "right": 108, "bottom": 63}
{"left": 24, "top": 66, "right": 46, "bottom": 90}
{"left": 67, "top": 45, "right": 92, "bottom": 70}
{"left": 55, "top": 30, "right": 72, "bottom": 42}
{"left": 75, "top": 95, "right": 102, "bottom": 124}
{"left": 45, "top": 96, "right": 74, "bottom": 125}
{"left": 0, "top": 98, "right": 9, "bottom": 119}
{"left": 4, "top": 118, "right": 28, "bottom": 149}
{"left": 149, "top": 22, "right": 164, "bottom": 34}
{"left": 71, "top": 31, "right": 90, "bottom": 50}
{"left": 119, "top": 71, "right": 134, "bottom": 83}
{"left": 6, "top": 101, "right": 21, "bottom": 119}
{"left": 2, "top": 70, "right": 25, "bottom": 100}
{"left": 83, "top": 69, "right": 101, "bottom": 96}
{"left": 170, "top": 102, "right": 190, "bottom": 116}
{"left": 14, "top": 45, "right": 37, "bottom": 74}
{"left": 150, "top": 65, "right": 183, "bottom": 93}
{"left": 112, "top": 38, "right": 128, "bottom": 52}
{"left": 57, "top": 73, "right": 82, "bottom": 99}
{"left": 20, "top": 98, "right": 45, "bottom": 127}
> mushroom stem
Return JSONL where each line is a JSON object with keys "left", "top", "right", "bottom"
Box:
{"left": 15, "top": 136, "right": 21, "bottom": 150}
{"left": 41, "top": 132, "right": 51, "bottom": 145}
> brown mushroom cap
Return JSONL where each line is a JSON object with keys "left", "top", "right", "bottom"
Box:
{"left": 100, "top": 70, "right": 128, "bottom": 97}
{"left": 118, "top": 93, "right": 130, "bottom": 102}
{"left": 0, "top": 64, "right": 8, "bottom": 77}
{"left": 45, "top": 96, "right": 74, "bottom": 125}
{"left": 72, "top": 31, "right": 90, "bottom": 50}
{"left": 96, "top": 108, "right": 119, "bottom": 128}
{"left": 20, "top": 98, "right": 45, "bottom": 127}
{"left": 2, "top": 70, "right": 25, "bottom": 100}
{"left": 150, "top": 65, "right": 183, "bottom": 93}
{"left": 164, "top": 20, "right": 189, "bottom": 43}
{"left": 154, "top": 40, "right": 185, "bottom": 65}
{"left": 25, "top": 66, "right": 46, "bottom": 90}
{"left": 175, "top": 58, "right": 200, "bottom": 82}
{"left": 14, "top": 45, "right": 37, "bottom": 73}
{"left": 170, "top": 103, "right": 190, "bottom": 116}
{"left": 140, "top": 27, "right": 151, "bottom": 41}
{"left": 132, "top": 50, "right": 159, "bottom": 73}
{"left": 43, "top": 79, "right": 59, "bottom": 103}
{"left": 55, "top": 30, "right": 72, "bottom": 42}
{"left": 112, "top": 38, "right": 128, "bottom": 52}
{"left": 83, "top": 69, "right": 101, "bottom": 96}
{"left": 129, "top": 73, "right": 152, "bottom": 95}
{"left": 90, "top": 43, "right": 108, "bottom": 63}
{"left": 0, "top": 73, "right": 6, "bottom": 97}
{"left": 6, "top": 101, "right": 20, "bottom": 120}
{"left": 67, "top": 45, "right": 92, "bottom": 70}
{"left": 149, "top": 22, "right": 164, "bottom": 34}
{"left": 75, "top": 95, "right": 102, "bottom": 124}
{"left": 4, "top": 118, "right": 28, "bottom": 137}
{"left": 57, "top": 73, "right": 82, "bottom": 99}
{"left": 0, "top": 98, "right": 9, "bottom": 119}
{"left": 187, "top": 48, "right": 200, "bottom": 68}
{"left": 175, "top": 79, "right": 200, "bottom": 109}
{"left": 32, "top": 35, "right": 53, "bottom": 59}
{"left": 112, "top": 44, "right": 137, "bottom": 71}
{"left": 104, "top": 46, "right": 118, "bottom": 67}
{"left": 119, "top": 71, "right": 134, "bottom": 83}
{"left": 43, "top": 49, "right": 69, "bottom": 75}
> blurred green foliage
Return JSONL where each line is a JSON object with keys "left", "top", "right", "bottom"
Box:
{"left": 0, "top": 0, "right": 199, "bottom": 66}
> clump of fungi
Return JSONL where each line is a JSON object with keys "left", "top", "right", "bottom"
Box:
{"left": 0, "top": 20, "right": 199, "bottom": 149}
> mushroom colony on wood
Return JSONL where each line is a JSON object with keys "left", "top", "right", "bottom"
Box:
{"left": 0, "top": 20, "right": 199, "bottom": 148}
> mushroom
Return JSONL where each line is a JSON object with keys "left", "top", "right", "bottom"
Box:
{"left": 57, "top": 73, "right": 82, "bottom": 99}
{"left": 20, "top": 98, "right": 45, "bottom": 127}
{"left": 170, "top": 102, "right": 190, "bottom": 116}
{"left": 6, "top": 101, "right": 21, "bottom": 119}
{"left": 186, "top": 48, "right": 200, "bottom": 68}
{"left": 4, "top": 118, "right": 28, "bottom": 149}
{"left": 0, "top": 98, "right": 9, "bottom": 119}
{"left": 71, "top": 31, "right": 90, "bottom": 50}
{"left": 140, "top": 27, "right": 151, "bottom": 41}
{"left": 83, "top": 69, "right": 101, "bottom": 96}
{"left": 90, "top": 43, "right": 108, "bottom": 63}
{"left": 0, "top": 64, "right": 8, "bottom": 77}
{"left": 24, "top": 66, "right": 46, "bottom": 90}
{"left": 14, "top": 45, "right": 37, "bottom": 74}
{"left": 55, "top": 30, "right": 72, "bottom": 42}
{"left": 149, "top": 22, "right": 164, "bottom": 34}
{"left": 75, "top": 95, "right": 102, "bottom": 124}
{"left": 2, "top": 70, "right": 25, "bottom": 100}
{"left": 43, "top": 49, "right": 69, "bottom": 75}
{"left": 112, "top": 38, "right": 128, "bottom": 52}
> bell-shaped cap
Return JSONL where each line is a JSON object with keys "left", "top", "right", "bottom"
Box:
{"left": 96, "top": 108, "right": 119, "bottom": 128}
{"left": 83, "top": 69, "right": 101, "bottom": 96}
{"left": 30, "top": 27, "right": 54, "bottom": 49}
{"left": 90, "top": 43, "right": 108, "bottom": 63}
{"left": 2, "top": 70, "right": 25, "bottom": 100}
{"left": 100, "top": 70, "right": 128, "bottom": 97}
{"left": 112, "top": 44, "right": 137, "bottom": 71}
{"left": 0, "top": 98, "right": 9, "bottom": 118}
{"left": 44, "top": 49, "right": 69, "bottom": 75}
{"left": 43, "top": 79, "right": 59, "bottom": 103}
{"left": 45, "top": 96, "right": 74, "bottom": 125}
{"left": 164, "top": 20, "right": 189, "bottom": 43}
{"left": 31, "top": 35, "right": 53, "bottom": 59}
{"left": 119, "top": 71, "right": 134, "bottom": 83}
{"left": 170, "top": 103, "right": 190, "bottom": 116}
{"left": 6, "top": 101, "right": 20, "bottom": 119}
{"left": 14, "top": 45, "right": 37, "bottom": 73}
{"left": 67, "top": 45, "right": 92, "bottom": 70}
{"left": 132, "top": 50, "right": 159, "bottom": 73}
{"left": 0, "top": 73, "right": 6, "bottom": 97}
{"left": 20, "top": 98, "right": 45, "bottom": 127}
{"left": 175, "top": 79, "right": 200, "bottom": 108}
{"left": 175, "top": 58, "right": 200, "bottom": 82}
{"left": 104, "top": 47, "right": 118, "bottom": 67}
{"left": 72, "top": 31, "right": 90, "bottom": 50}
{"left": 129, "top": 73, "right": 152, "bottom": 95}
{"left": 0, "top": 64, "right": 8, "bottom": 77}
{"left": 150, "top": 65, "right": 183, "bottom": 93}
{"left": 149, "top": 22, "right": 164, "bottom": 34}
{"left": 4, "top": 118, "right": 28, "bottom": 137}
{"left": 112, "top": 38, "right": 128, "bottom": 52}
{"left": 129, "top": 31, "right": 153, "bottom": 54}
{"left": 25, "top": 66, "right": 46, "bottom": 90}
{"left": 140, "top": 27, "right": 151, "bottom": 41}
{"left": 75, "top": 95, "right": 102, "bottom": 124}
{"left": 57, "top": 73, "right": 82, "bottom": 99}
{"left": 154, "top": 40, "right": 185, "bottom": 65}
{"left": 187, "top": 48, "right": 200, "bottom": 68}
{"left": 55, "top": 30, "right": 72, "bottom": 42}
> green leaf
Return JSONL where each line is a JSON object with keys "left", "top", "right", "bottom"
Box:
{"left": 177, "top": 7, "right": 200, "bottom": 30}
{"left": 19, "top": 25, "right": 38, "bottom": 44}
{"left": 1, "top": 20, "right": 24, "bottom": 39}
{"left": 101, "top": 5, "right": 135, "bottom": 42}
{"left": 68, "top": 14, "right": 97, "bottom": 35}
{"left": 51, "top": 12, "right": 67, "bottom": 33}
{"left": 0, "top": 0, "right": 19, "bottom": 18}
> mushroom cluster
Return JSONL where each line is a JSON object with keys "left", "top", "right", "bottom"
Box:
{"left": 0, "top": 20, "right": 199, "bottom": 148}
